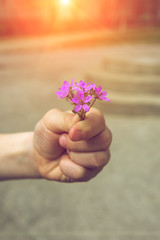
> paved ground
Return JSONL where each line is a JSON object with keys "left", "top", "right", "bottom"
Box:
{"left": 0, "top": 40, "right": 160, "bottom": 239}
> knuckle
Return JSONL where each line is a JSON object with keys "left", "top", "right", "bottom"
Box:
{"left": 74, "top": 168, "right": 87, "bottom": 181}
{"left": 92, "top": 150, "right": 111, "bottom": 168}
{"left": 49, "top": 108, "right": 61, "bottom": 115}
{"left": 108, "top": 128, "right": 112, "bottom": 146}
{"left": 93, "top": 108, "right": 106, "bottom": 128}
{"left": 100, "top": 134, "right": 109, "bottom": 150}
{"left": 98, "top": 109, "right": 106, "bottom": 125}
{"left": 93, "top": 107, "right": 104, "bottom": 118}
{"left": 92, "top": 153, "right": 105, "bottom": 168}
{"left": 101, "top": 128, "right": 112, "bottom": 150}
{"left": 106, "top": 149, "right": 111, "bottom": 164}
{"left": 43, "top": 108, "right": 62, "bottom": 121}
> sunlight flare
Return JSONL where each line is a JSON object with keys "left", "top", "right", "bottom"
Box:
{"left": 60, "top": 0, "right": 70, "bottom": 5}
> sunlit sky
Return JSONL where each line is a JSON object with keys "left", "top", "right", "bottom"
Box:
{"left": 61, "top": 0, "right": 70, "bottom": 5}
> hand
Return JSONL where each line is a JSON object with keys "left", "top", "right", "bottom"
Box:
{"left": 32, "top": 108, "right": 112, "bottom": 182}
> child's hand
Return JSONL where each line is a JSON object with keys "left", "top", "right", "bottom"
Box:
{"left": 33, "top": 108, "right": 112, "bottom": 182}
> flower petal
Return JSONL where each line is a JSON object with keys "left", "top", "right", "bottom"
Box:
{"left": 102, "top": 97, "right": 110, "bottom": 102}
{"left": 76, "top": 90, "right": 84, "bottom": 100}
{"left": 79, "top": 80, "right": 87, "bottom": 89}
{"left": 75, "top": 105, "right": 82, "bottom": 112}
{"left": 72, "top": 86, "right": 80, "bottom": 91}
{"left": 72, "top": 97, "right": 80, "bottom": 104}
{"left": 101, "top": 91, "right": 107, "bottom": 97}
{"left": 71, "top": 78, "right": 75, "bottom": 87}
{"left": 56, "top": 91, "right": 68, "bottom": 98}
{"left": 86, "top": 83, "right": 95, "bottom": 91}
{"left": 83, "top": 104, "right": 90, "bottom": 112}
{"left": 95, "top": 85, "right": 102, "bottom": 95}
{"left": 60, "top": 81, "right": 70, "bottom": 90}
{"left": 84, "top": 95, "right": 92, "bottom": 103}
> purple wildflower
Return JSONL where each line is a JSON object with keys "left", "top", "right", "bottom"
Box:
{"left": 56, "top": 79, "right": 74, "bottom": 99}
{"left": 56, "top": 79, "right": 110, "bottom": 120}
{"left": 73, "top": 80, "right": 94, "bottom": 93}
{"left": 95, "top": 86, "right": 110, "bottom": 102}
{"left": 72, "top": 91, "right": 92, "bottom": 113}
{"left": 85, "top": 83, "right": 95, "bottom": 92}
{"left": 74, "top": 80, "right": 87, "bottom": 90}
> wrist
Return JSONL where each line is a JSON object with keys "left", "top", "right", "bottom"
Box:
{"left": 0, "top": 132, "right": 42, "bottom": 180}
{"left": 24, "top": 132, "right": 43, "bottom": 179}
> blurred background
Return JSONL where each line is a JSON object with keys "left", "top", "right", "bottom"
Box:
{"left": 0, "top": 0, "right": 160, "bottom": 239}
{"left": 0, "top": 0, "right": 160, "bottom": 35}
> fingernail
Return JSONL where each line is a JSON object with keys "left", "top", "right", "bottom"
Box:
{"left": 72, "top": 129, "right": 82, "bottom": 141}
{"left": 59, "top": 135, "right": 67, "bottom": 148}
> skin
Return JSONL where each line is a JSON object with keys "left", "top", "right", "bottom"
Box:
{"left": 0, "top": 108, "right": 112, "bottom": 182}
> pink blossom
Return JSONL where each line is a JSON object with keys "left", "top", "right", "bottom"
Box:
{"left": 86, "top": 83, "right": 96, "bottom": 91}
{"left": 95, "top": 86, "right": 110, "bottom": 102}
{"left": 75, "top": 104, "right": 89, "bottom": 112}
{"left": 74, "top": 80, "right": 87, "bottom": 90}
{"left": 73, "top": 80, "right": 94, "bottom": 93}
{"left": 56, "top": 79, "right": 74, "bottom": 99}
{"left": 56, "top": 79, "right": 110, "bottom": 120}
{"left": 72, "top": 91, "right": 92, "bottom": 113}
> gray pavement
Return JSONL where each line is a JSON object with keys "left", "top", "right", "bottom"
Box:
{"left": 0, "top": 41, "right": 160, "bottom": 239}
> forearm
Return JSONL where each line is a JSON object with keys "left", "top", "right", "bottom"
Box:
{"left": 0, "top": 132, "right": 41, "bottom": 180}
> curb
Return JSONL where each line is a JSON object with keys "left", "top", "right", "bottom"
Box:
{"left": 86, "top": 70, "right": 160, "bottom": 94}
{"left": 85, "top": 66, "right": 160, "bottom": 116}
{"left": 103, "top": 57, "right": 160, "bottom": 75}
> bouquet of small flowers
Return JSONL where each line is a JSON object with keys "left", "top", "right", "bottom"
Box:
{"left": 56, "top": 79, "right": 110, "bottom": 120}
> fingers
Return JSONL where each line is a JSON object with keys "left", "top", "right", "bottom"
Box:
{"left": 68, "top": 149, "right": 110, "bottom": 169}
{"left": 59, "top": 155, "right": 102, "bottom": 182}
{"left": 42, "top": 108, "right": 106, "bottom": 142}
{"left": 43, "top": 109, "right": 80, "bottom": 134}
{"left": 59, "top": 127, "right": 112, "bottom": 152}
{"left": 69, "top": 108, "right": 106, "bottom": 141}
{"left": 39, "top": 107, "right": 112, "bottom": 182}
{"left": 58, "top": 107, "right": 112, "bottom": 182}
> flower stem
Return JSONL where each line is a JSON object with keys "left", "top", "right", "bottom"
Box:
{"left": 90, "top": 98, "right": 97, "bottom": 109}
